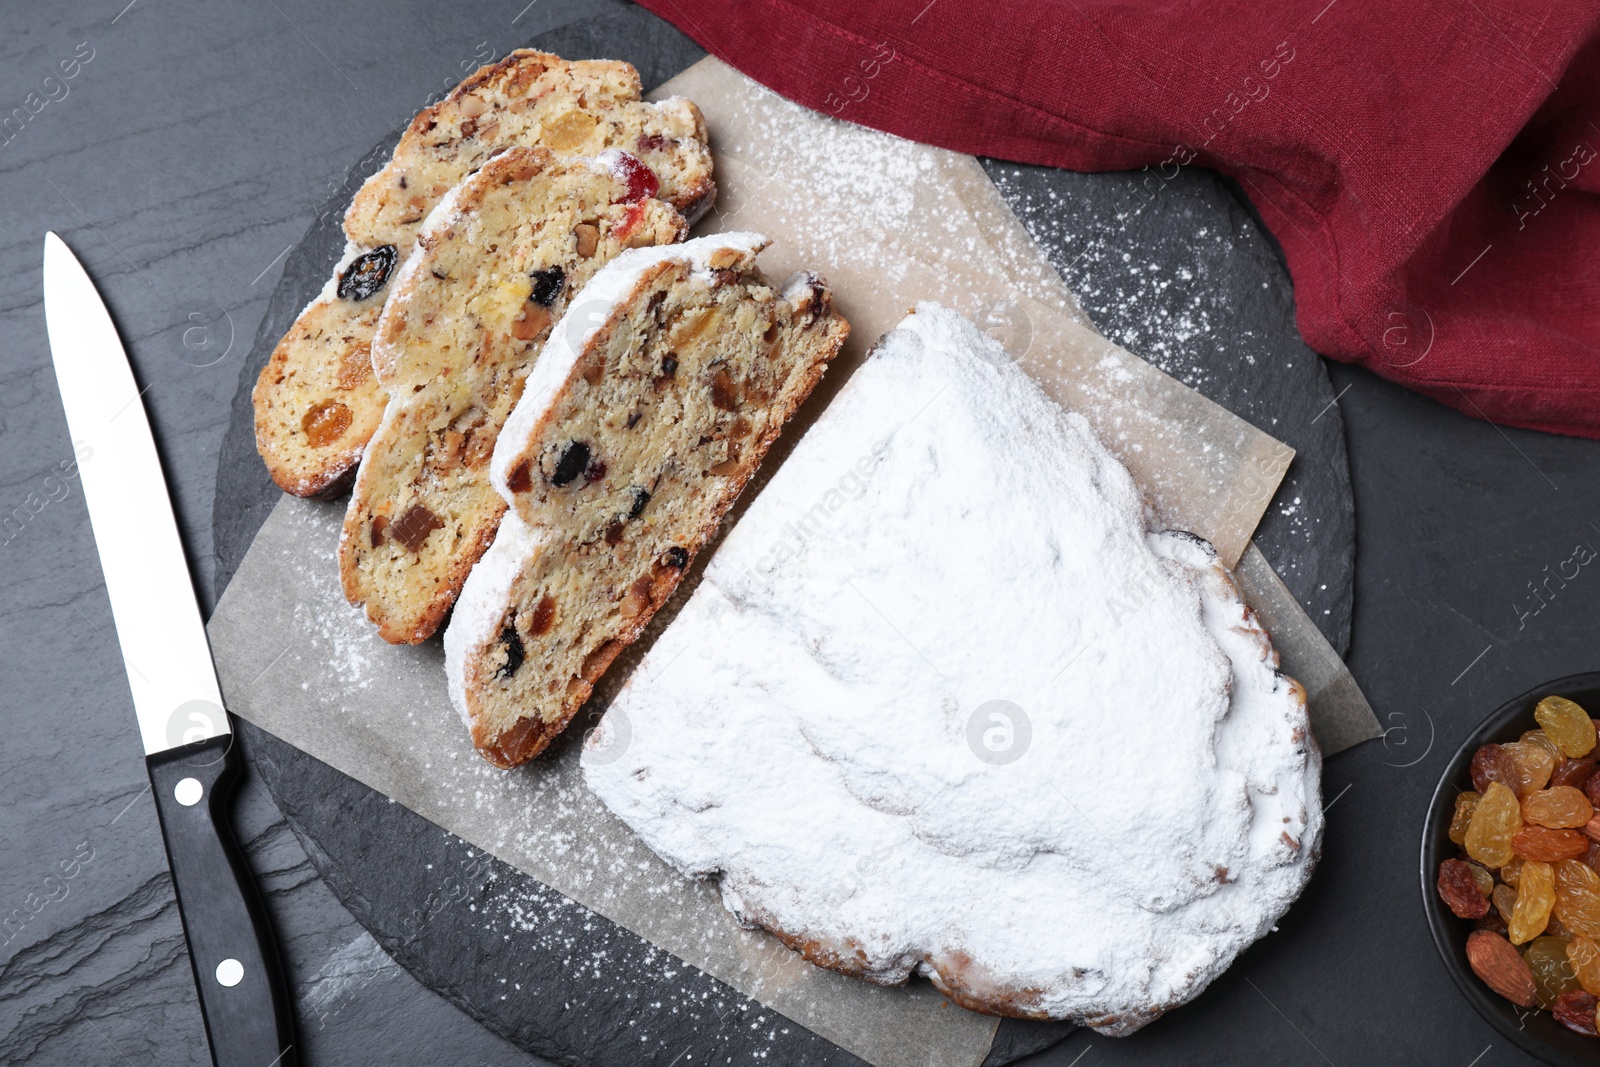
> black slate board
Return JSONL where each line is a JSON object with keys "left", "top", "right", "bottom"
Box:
{"left": 212, "top": 4, "right": 1354, "bottom": 1065}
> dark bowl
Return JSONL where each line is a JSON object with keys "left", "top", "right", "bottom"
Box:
{"left": 1423, "top": 671, "right": 1600, "bottom": 1064}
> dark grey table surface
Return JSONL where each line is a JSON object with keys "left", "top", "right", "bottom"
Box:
{"left": 3, "top": 2, "right": 1598, "bottom": 1066}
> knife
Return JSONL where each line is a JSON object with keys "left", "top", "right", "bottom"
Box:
{"left": 42, "top": 233, "right": 297, "bottom": 1067}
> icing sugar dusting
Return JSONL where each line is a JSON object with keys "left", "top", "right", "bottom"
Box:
{"left": 583, "top": 305, "right": 1321, "bottom": 1033}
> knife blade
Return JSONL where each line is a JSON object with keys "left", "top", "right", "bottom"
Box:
{"left": 42, "top": 232, "right": 297, "bottom": 1067}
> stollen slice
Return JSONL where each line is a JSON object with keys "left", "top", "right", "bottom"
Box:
{"left": 444, "top": 232, "right": 848, "bottom": 767}
{"left": 339, "top": 146, "right": 689, "bottom": 644}
{"left": 252, "top": 49, "right": 714, "bottom": 497}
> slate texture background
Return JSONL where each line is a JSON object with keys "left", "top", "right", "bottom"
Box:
{"left": 2, "top": 2, "right": 1598, "bottom": 1066}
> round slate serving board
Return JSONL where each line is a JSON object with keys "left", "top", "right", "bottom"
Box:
{"left": 212, "top": 5, "right": 1354, "bottom": 1065}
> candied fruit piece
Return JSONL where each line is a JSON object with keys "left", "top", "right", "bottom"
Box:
{"left": 1525, "top": 787, "right": 1596, "bottom": 829}
{"left": 1571, "top": 935, "right": 1600, "bottom": 995}
{"left": 1555, "top": 758, "right": 1598, "bottom": 789}
{"left": 1555, "top": 860, "right": 1600, "bottom": 938}
{"left": 1466, "top": 782, "right": 1523, "bottom": 868}
{"left": 1527, "top": 933, "right": 1581, "bottom": 1006}
{"left": 1439, "top": 859, "right": 1492, "bottom": 919}
{"left": 1450, "top": 792, "right": 1482, "bottom": 845}
{"left": 1511, "top": 862, "right": 1556, "bottom": 944}
{"left": 1466, "top": 930, "right": 1538, "bottom": 1006}
{"left": 1505, "top": 739, "right": 1558, "bottom": 796}
{"left": 599, "top": 149, "right": 660, "bottom": 203}
{"left": 1539, "top": 696, "right": 1598, "bottom": 758}
{"left": 1515, "top": 826, "right": 1591, "bottom": 863}
{"left": 1471, "top": 744, "right": 1520, "bottom": 793}
{"left": 1553, "top": 989, "right": 1600, "bottom": 1036}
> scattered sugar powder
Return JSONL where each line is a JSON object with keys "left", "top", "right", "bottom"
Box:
{"left": 582, "top": 305, "right": 1322, "bottom": 1034}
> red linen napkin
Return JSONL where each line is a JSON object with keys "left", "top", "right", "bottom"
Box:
{"left": 641, "top": 0, "right": 1600, "bottom": 438}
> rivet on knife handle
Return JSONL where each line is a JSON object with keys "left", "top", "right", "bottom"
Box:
{"left": 145, "top": 735, "right": 297, "bottom": 1066}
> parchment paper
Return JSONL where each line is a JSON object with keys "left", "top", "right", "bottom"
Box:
{"left": 208, "top": 58, "right": 1379, "bottom": 1067}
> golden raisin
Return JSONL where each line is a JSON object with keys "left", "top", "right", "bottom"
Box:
{"left": 1549, "top": 911, "right": 1580, "bottom": 940}
{"left": 1511, "top": 862, "right": 1556, "bottom": 944}
{"left": 1525, "top": 933, "right": 1580, "bottom": 1006}
{"left": 1505, "top": 738, "right": 1557, "bottom": 796}
{"left": 302, "top": 399, "right": 352, "bottom": 447}
{"left": 1539, "top": 697, "right": 1598, "bottom": 758}
{"left": 1554, "top": 859, "right": 1600, "bottom": 938}
{"left": 1450, "top": 792, "right": 1481, "bottom": 844}
{"left": 1525, "top": 787, "right": 1595, "bottom": 829}
{"left": 1465, "top": 861, "right": 1495, "bottom": 897}
{"left": 1503, "top": 856, "right": 1525, "bottom": 887}
{"left": 1569, "top": 935, "right": 1600, "bottom": 995}
{"left": 1515, "top": 826, "right": 1591, "bottom": 863}
{"left": 1494, "top": 884, "right": 1518, "bottom": 923}
{"left": 336, "top": 342, "right": 373, "bottom": 390}
{"left": 1466, "top": 782, "right": 1523, "bottom": 868}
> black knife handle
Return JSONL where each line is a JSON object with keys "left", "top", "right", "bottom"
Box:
{"left": 147, "top": 733, "right": 297, "bottom": 1067}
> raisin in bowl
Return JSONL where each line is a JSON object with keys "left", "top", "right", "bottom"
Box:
{"left": 1423, "top": 672, "right": 1600, "bottom": 1065}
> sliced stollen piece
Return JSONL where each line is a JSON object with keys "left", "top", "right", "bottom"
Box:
{"left": 253, "top": 48, "right": 715, "bottom": 497}
{"left": 339, "top": 146, "right": 690, "bottom": 644}
{"left": 444, "top": 233, "right": 848, "bottom": 768}
{"left": 579, "top": 305, "right": 1320, "bottom": 1030}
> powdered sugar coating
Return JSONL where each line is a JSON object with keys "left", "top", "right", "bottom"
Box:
{"left": 582, "top": 304, "right": 1321, "bottom": 1032}
{"left": 443, "top": 510, "right": 544, "bottom": 732}
{"left": 488, "top": 231, "right": 770, "bottom": 500}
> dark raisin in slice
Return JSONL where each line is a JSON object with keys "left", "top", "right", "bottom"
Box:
{"left": 628, "top": 487, "right": 650, "bottom": 520}
{"left": 709, "top": 362, "right": 740, "bottom": 411}
{"left": 661, "top": 354, "right": 678, "bottom": 377}
{"left": 391, "top": 504, "right": 444, "bottom": 552}
{"left": 551, "top": 441, "right": 590, "bottom": 486}
{"left": 494, "top": 624, "right": 525, "bottom": 680}
{"left": 337, "top": 245, "right": 398, "bottom": 301}
{"left": 664, "top": 546, "right": 688, "bottom": 568}
{"left": 625, "top": 410, "right": 642, "bottom": 429}
{"left": 528, "top": 266, "right": 565, "bottom": 307}
{"left": 529, "top": 595, "right": 556, "bottom": 635}
{"left": 506, "top": 460, "right": 532, "bottom": 495}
